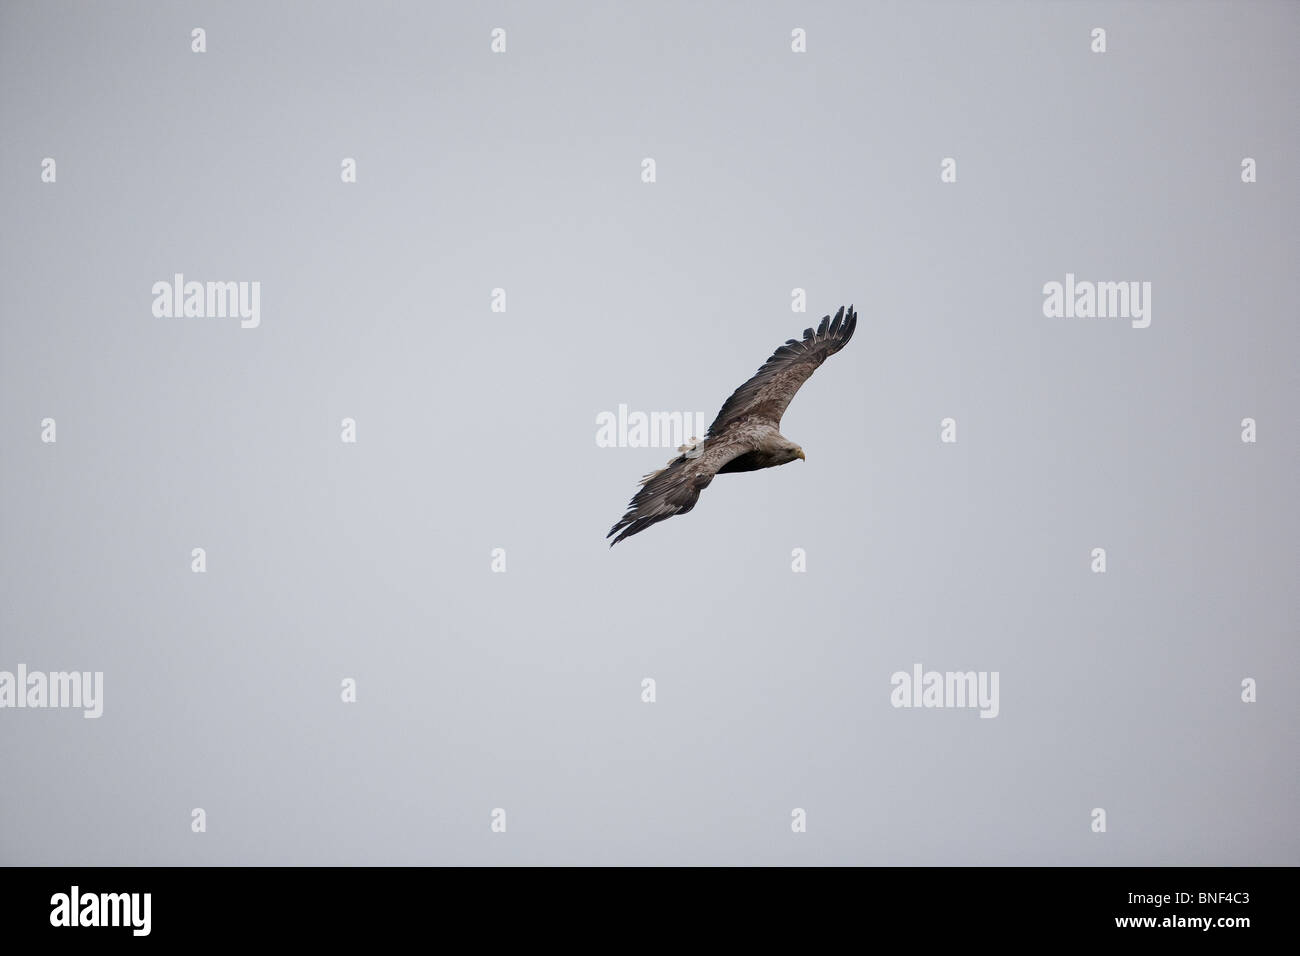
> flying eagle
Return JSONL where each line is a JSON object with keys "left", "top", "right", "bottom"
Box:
{"left": 607, "top": 305, "right": 858, "bottom": 546}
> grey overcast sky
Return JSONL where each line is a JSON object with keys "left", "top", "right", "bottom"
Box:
{"left": 1, "top": 0, "right": 1296, "bottom": 865}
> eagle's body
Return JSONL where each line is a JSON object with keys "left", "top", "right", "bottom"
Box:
{"left": 607, "top": 306, "right": 857, "bottom": 545}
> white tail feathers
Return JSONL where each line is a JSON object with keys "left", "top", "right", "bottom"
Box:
{"left": 638, "top": 437, "right": 704, "bottom": 486}
{"left": 677, "top": 436, "right": 704, "bottom": 459}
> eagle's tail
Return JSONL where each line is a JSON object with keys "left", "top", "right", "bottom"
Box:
{"left": 637, "top": 437, "right": 703, "bottom": 485}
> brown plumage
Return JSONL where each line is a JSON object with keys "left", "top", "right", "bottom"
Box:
{"left": 607, "top": 305, "right": 858, "bottom": 546}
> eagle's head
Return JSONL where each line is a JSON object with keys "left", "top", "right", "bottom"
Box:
{"left": 782, "top": 442, "right": 806, "bottom": 464}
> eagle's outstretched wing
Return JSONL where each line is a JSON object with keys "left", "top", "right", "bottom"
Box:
{"left": 706, "top": 305, "right": 857, "bottom": 438}
{"left": 606, "top": 439, "right": 751, "bottom": 546}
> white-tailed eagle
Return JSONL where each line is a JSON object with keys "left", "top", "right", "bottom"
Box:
{"left": 607, "top": 305, "right": 858, "bottom": 546}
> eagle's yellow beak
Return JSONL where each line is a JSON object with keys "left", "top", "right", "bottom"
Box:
{"left": 796, "top": 449, "right": 806, "bottom": 461}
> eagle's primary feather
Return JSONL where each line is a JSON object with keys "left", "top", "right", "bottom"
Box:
{"left": 607, "top": 305, "right": 857, "bottom": 546}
